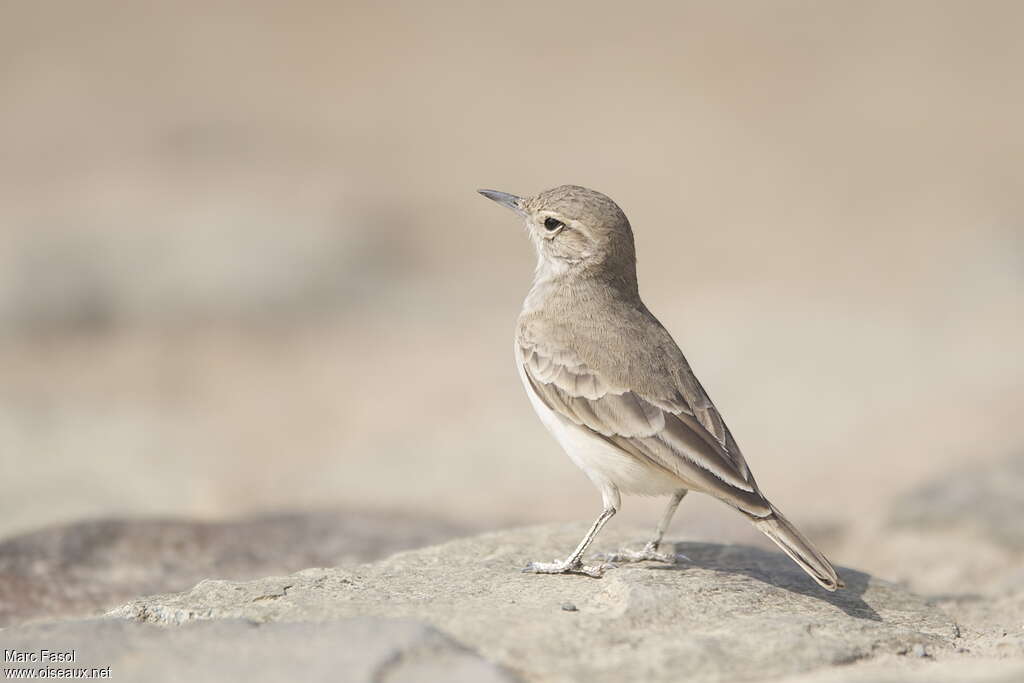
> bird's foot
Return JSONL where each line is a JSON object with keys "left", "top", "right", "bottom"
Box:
{"left": 522, "top": 558, "right": 614, "bottom": 578}
{"left": 599, "top": 542, "right": 689, "bottom": 564}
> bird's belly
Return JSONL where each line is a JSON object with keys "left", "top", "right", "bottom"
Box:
{"left": 516, "top": 361, "right": 680, "bottom": 496}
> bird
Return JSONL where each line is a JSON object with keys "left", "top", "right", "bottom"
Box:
{"left": 478, "top": 184, "right": 844, "bottom": 591}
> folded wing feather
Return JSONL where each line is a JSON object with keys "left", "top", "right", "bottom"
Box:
{"left": 520, "top": 342, "right": 771, "bottom": 517}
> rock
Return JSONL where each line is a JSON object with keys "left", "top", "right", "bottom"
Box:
{"left": 109, "top": 524, "right": 957, "bottom": 682}
{"left": 775, "top": 657, "right": 1024, "bottom": 683}
{"left": 0, "top": 617, "right": 518, "bottom": 683}
{"left": 0, "top": 509, "right": 470, "bottom": 627}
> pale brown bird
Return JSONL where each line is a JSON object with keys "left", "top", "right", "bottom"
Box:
{"left": 479, "top": 184, "right": 843, "bottom": 591}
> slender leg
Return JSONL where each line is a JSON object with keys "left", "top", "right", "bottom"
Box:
{"left": 523, "top": 506, "right": 617, "bottom": 577}
{"left": 523, "top": 483, "right": 620, "bottom": 578}
{"left": 602, "top": 489, "right": 690, "bottom": 563}
{"left": 650, "top": 489, "right": 688, "bottom": 551}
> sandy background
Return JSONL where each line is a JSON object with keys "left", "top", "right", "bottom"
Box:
{"left": 1, "top": 0, "right": 1021, "bottom": 574}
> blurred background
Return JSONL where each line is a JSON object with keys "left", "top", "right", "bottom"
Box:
{"left": 1, "top": 0, "right": 1021, "bottom": 576}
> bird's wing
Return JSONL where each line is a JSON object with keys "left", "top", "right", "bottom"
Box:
{"left": 518, "top": 338, "right": 770, "bottom": 516}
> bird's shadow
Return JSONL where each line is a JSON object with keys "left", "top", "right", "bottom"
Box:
{"left": 646, "top": 541, "right": 882, "bottom": 622}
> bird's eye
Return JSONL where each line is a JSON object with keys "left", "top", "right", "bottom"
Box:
{"left": 543, "top": 217, "right": 565, "bottom": 232}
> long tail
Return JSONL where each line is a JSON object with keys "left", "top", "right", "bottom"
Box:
{"left": 750, "top": 505, "right": 844, "bottom": 591}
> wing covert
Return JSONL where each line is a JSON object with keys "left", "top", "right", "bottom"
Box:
{"left": 519, "top": 340, "right": 769, "bottom": 516}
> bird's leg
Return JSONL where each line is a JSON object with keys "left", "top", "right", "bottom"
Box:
{"left": 523, "top": 506, "right": 616, "bottom": 577}
{"left": 602, "top": 489, "right": 690, "bottom": 564}
{"left": 524, "top": 486, "right": 619, "bottom": 578}
{"left": 648, "top": 488, "right": 688, "bottom": 553}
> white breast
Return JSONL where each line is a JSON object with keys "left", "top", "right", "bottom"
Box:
{"left": 516, "top": 356, "right": 681, "bottom": 499}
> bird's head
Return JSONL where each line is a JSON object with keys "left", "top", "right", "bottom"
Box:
{"left": 478, "top": 185, "right": 637, "bottom": 283}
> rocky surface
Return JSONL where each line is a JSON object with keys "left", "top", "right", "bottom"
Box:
{"left": 97, "top": 524, "right": 957, "bottom": 682}
{"left": 0, "top": 509, "right": 470, "bottom": 627}
{"left": 0, "top": 618, "right": 517, "bottom": 683}
{"left": 776, "top": 657, "right": 1024, "bottom": 683}
{"left": 5, "top": 456, "right": 1024, "bottom": 681}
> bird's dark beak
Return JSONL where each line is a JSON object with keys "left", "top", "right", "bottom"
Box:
{"left": 478, "top": 189, "right": 526, "bottom": 216}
